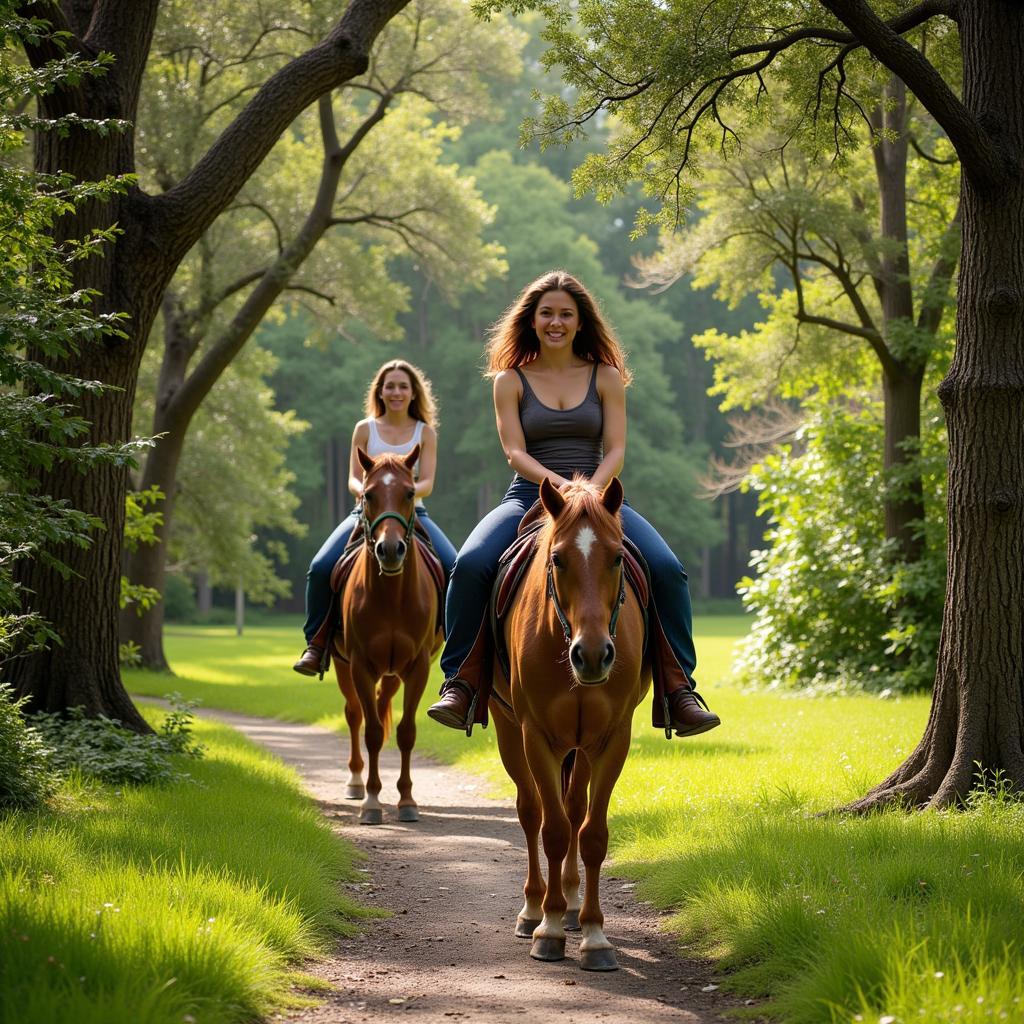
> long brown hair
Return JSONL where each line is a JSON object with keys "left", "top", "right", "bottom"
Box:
{"left": 364, "top": 359, "right": 438, "bottom": 427}
{"left": 484, "top": 270, "right": 632, "bottom": 384}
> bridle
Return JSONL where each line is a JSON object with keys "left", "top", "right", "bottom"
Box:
{"left": 546, "top": 553, "right": 627, "bottom": 645}
{"left": 358, "top": 470, "right": 416, "bottom": 576}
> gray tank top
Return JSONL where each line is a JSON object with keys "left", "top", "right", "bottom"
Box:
{"left": 514, "top": 364, "right": 603, "bottom": 480}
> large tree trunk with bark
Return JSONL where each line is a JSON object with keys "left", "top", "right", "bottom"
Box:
{"left": 847, "top": 1, "right": 1024, "bottom": 810}
{"left": 4, "top": 0, "right": 410, "bottom": 728}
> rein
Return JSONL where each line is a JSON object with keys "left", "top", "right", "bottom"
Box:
{"left": 546, "top": 559, "right": 626, "bottom": 644}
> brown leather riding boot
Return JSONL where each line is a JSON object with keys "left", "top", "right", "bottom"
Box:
{"left": 667, "top": 687, "right": 721, "bottom": 737}
{"left": 293, "top": 644, "right": 324, "bottom": 676}
{"left": 426, "top": 679, "right": 476, "bottom": 731}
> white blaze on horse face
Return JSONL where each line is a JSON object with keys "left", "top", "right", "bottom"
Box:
{"left": 381, "top": 472, "right": 395, "bottom": 486}
{"left": 575, "top": 524, "right": 597, "bottom": 562}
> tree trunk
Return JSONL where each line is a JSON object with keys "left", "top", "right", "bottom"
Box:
{"left": 881, "top": 365, "right": 926, "bottom": 562}
{"left": 848, "top": 2, "right": 1024, "bottom": 810}
{"left": 4, "top": 28, "right": 162, "bottom": 729}
{"left": 120, "top": 424, "right": 186, "bottom": 671}
{"left": 873, "top": 76, "right": 928, "bottom": 564}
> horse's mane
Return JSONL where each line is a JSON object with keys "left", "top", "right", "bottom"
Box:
{"left": 539, "top": 476, "right": 620, "bottom": 545}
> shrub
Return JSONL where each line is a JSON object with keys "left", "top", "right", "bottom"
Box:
{"left": 30, "top": 694, "right": 203, "bottom": 787}
{"left": 0, "top": 684, "right": 55, "bottom": 810}
{"left": 737, "top": 396, "right": 947, "bottom": 694}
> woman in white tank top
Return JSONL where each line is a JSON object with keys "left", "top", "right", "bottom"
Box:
{"left": 294, "top": 360, "right": 458, "bottom": 674}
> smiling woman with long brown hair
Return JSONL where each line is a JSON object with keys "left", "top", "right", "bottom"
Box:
{"left": 427, "top": 270, "right": 719, "bottom": 736}
{"left": 293, "top": 359, "right": 457, "bottom": 674}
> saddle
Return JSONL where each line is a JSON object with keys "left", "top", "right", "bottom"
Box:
{"left": 309, "top": 517, "right": 446, "bottom": 677}
{"left": 456, "top": 501, "right": 683, "bottom": 736}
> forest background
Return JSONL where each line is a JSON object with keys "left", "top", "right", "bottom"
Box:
{"left": 131, "top": 4, "right": 955, "bottom": 701}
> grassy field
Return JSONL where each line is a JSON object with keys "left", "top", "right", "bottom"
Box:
{"left": 1, "top": 705, "right": 372, "bottom": 1024}
{"left": 127, "top": 618, "right": 1024, "bottom": 1023}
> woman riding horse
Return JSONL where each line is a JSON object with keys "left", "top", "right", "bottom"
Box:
{"left": 294, "top": 359, "right": 457, "bottom": 674}
{"left": 427, "top": 270, "right": 720, "bottom": 736}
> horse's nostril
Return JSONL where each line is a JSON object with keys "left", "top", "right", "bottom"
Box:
{"left": 602, "top": 642, "right": 615, "bottom": 669}
{"left": 569, "top": 643, "right": 584, "bottom": 670}
{"left": 396, "top": 540, "right": 406, "bottom": 558}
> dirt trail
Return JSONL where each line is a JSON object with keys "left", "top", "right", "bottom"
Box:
{"left": 200, "top": 709, "right": 751, "bottom": 1023}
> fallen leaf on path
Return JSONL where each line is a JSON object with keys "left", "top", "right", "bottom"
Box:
{"left": 701, "top": 984, "right": 719, "bottom": 992}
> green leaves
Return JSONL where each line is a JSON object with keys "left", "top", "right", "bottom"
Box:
{"left": 0, "top": 3, "right": 140, "bottom": 663}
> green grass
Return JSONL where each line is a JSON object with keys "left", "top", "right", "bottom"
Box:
{"left": 0, "top": 704, "right": 371, "bottom": 1024}
{"left": 128, "top": 618, "right": 1024, "bottom": 1023}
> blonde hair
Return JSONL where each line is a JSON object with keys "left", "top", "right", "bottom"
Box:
{"left": 484, "top": 270, "right": 632, "bottom": 384}
{"left": 364, "top": 359, "right": 438, "bottom": 427}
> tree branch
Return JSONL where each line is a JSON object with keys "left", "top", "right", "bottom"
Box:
{"left": 818, "top": 0, "right": 1005, "bottom": 190}
{"left": 151, "top": 0, "right": 411, "bottom": 267}
{"left": 908, "top": 133, "right": 958, "bottom": 165}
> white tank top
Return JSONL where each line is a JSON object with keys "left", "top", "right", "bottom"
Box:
{"left": 366, "top": 419, "right": 425, "bottom": 506}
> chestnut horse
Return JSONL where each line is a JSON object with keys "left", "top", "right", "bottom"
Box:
{"left": 491, "top": 476, "right": 651, "bottom": 971}
{"left": 333, "top": 446, "right": 442, "bottom": 825}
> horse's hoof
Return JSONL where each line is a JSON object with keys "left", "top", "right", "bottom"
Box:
{"left": 345, "top": 784, "right": 365, "bottom": 800}
{"left": 359, "top": 807, "right": 383, "bottom": 825}
{"left": 530, "top": 936, "right": 566, "bottom": 962}
{"left": 515, "top": 916, "right": 541, "bottom": 939}
{"left": 563, "top": 909, "right": 580, "bottom": 931}
{"left": 580, "top": 947, "right": 618, "bottom": 972}
{"left": 397, "top": 805, "right": 419, "bottom": 823}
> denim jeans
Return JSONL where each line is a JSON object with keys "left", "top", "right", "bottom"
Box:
{"left": 440, "top": 477, "right": 698, "bottom": 687}
{"left": 302, "top": 507, "right": 458, "bottom": 642}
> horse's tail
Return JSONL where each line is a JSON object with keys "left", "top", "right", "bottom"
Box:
{"left": 561, "top": 748, "right": 577, "bottom": 799}
{"left": 376, "top": 676, "right": 396, "bottom": 744}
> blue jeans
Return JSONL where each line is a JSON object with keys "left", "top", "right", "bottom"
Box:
{"left": 303, "top": 507, "right": 458, "bottom": 642}
{"left": 440, "top": 478, "right": 698, "bottom": 687}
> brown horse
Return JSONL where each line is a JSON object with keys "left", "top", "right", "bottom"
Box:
{"left": 490, "top": 476, "right": 651, "bottom": 971}
{"left": 333, "top": 446, "right": 442, "bottom": 825}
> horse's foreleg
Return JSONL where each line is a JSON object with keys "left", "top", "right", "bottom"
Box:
{"left": 353, "top": 664, "right": 386, "bottom": 825}
{"left": 522, "top": 722, "right": 572, "bottom": 963}
{"left": 492, "top": 709, "right": 544, "bottom": 938}
{"left": 577, "top": 726, "right": 632, "bottom": 972}
{"left": 334, "top": 659, "right": 365, "bottom": 800}
{"left": 562, "top": 751, "right": 591, "bottom": 932}
{"left": 394, "top": 654, "right": 429, "bottom": 823}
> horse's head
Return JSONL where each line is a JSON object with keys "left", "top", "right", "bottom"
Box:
{"left": 539, "top": 475, "right": 626, "bottom": 685}
{"left": 357, "top": 446, "right": 419, "bottom": 575}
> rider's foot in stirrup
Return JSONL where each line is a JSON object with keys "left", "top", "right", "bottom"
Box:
{"left": 427, "top": 680, "right": 473, "bottom": 730}
{"left": 667, "top": 687, "right": 721, "bottom": 737}
{"left": 293, "top": 644, "right": 323, "bottom": 676}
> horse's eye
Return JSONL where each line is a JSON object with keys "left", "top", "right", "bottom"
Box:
{"left": 406, "top": 488, "right": 415, "bottom": 501}
{"left": 551, "top": 552, "right": 563, "bottom": 569}
{"left": 613, "top": 553, "right": 623, "bottom": 567}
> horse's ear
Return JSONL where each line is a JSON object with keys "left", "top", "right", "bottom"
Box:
{"left": 403, "top": 444, "right": 420, "bottom": 470}
{"left": 601, "top": 477, "right": 624, "bottom": 515}
{"left": 357, "top": 447, "right": 375, "bottom": 473}
{"left": 540, "top": 477, "right": 566, "bottom": 518}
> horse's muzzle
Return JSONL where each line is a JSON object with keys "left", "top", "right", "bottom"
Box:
{"left": 374, "top": 536, "right": 407, "bottom": 575}
{"left": 569, "top": 638, "right": 616, "bottom": 685}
